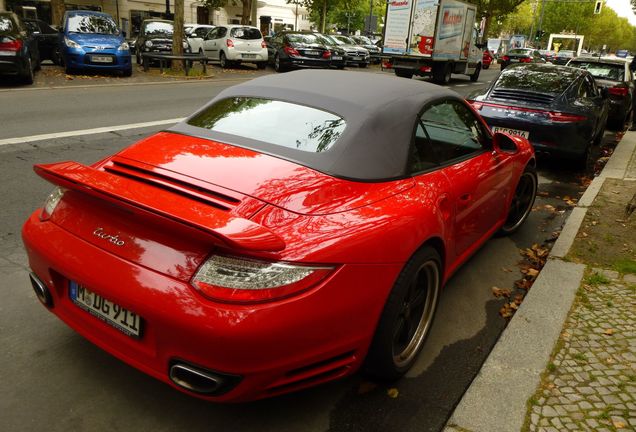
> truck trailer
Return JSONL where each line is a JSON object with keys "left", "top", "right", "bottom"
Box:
{"left": 382, "top": 0, "right": 483, "bottom": 83}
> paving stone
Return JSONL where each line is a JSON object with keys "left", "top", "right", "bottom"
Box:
{"left": 623, "top": 273, "right": 636, "bottom": 284}
{"left": 579, "top": 401, "right": 593, "bottom": 410}
{"left": 603, "top": 394, "right": 622, "bottom": 404}
{"left": 542, "top": 406, "right": 558, "bottom": 417}
{"left": 586, "top": 418, "right": 599, "bottom": 428}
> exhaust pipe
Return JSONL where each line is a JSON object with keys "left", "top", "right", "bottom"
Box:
{"left": 169, "top": 363, "right": 223, "bottom": 394}
{"left": 29, "top": 272, "right": 53, "bottom": 308}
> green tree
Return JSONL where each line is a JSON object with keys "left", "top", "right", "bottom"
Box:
{"left": 202, "top": 0, "right": 252, "bottom": 25}
{"left": 469, "top": 0, "right": 527, "bottom": 40}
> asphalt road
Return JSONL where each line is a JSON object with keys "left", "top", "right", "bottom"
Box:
{"left": 0, "top": 66, "right": 597, "bottom": 432}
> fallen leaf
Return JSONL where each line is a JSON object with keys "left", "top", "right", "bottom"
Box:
{"left": 509, "top": 302, "right": 519, "bottom": 310}
{"left": 501, "top": 267, "right": 513, "bottom": 273}
{"left": 544, "top": 204, "right": 556, "bottom": 212}
{"left": 562, "top": 331, "right": 571, "bottom": 339}
{"left": 387, "top": 388, "right": 399, "bottom": 398}
{"left": 537, "top": 191, "right": 549, "bottom": 197}
{"left": 514, "top": 294, "right": 524, "bottom": 305}
{"left": 612, "top": 421, "right": 626, "bottom": 428}
{"left": 526, "top": 268, "right": 540, "bottom": 278}
{"left": 603, "top": 328, "right": 614, "bottom": 335}
{"left": 581, "top": 232, "right": 588, "bottom": 237}
{"left": 492, "top": 287, "right": 512, "bottom": 298}
{"left": 499, "top": 304, "right": 514, "bottom": 318}
{"left": 515, "top": 279, "right": 533, "bottom": 290}
{"left": 591, "top": 220, "right": 598, "bottom": 226}
{"left": 606, "top": 357, "right": 615, "bottom": 364}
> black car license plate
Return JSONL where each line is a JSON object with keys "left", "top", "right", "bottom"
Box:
{"left": 69, "top": 281, "right": 142, "bottom": 338}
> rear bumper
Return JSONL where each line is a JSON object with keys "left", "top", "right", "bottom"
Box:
{"left": 22, "top": 212, "right": 400, "bottom": 401}
{"left": 226, "top": 49, "right": 267, "bottom": 62}
{"left": 285, "top": 56, "right": 332, "bottom": 69}
{"left": 0, "top": 56, "right": 28, "bottom": 76}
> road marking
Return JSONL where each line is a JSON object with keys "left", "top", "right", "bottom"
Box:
{"left": 456, "top": 84, "right": 468, "bottom": 87}
{"left": 0, "top": 118, "right": 185, "bottom": 147}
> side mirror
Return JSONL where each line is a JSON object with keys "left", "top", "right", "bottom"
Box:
{"left": 492, "top": 132, "right": 519, "bottom": 153}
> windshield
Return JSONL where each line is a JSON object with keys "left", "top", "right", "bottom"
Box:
{"left": 354, "top": 36, "right": 372, "bottom": 45}
{"left": 67, "top": 14, "right": 118, "bottom": 35}
{"left": 230, "top": 27, "right": 261, "bottom": 40}
{"left": 333, "top": 35, "right": 355, "bottom": 45}
{"left": 144, "top": 21, "right": 173, "bottom": 35}
{"left": 557, "top": 50, "right": 574, "bottom": 57}
{"left": 287, "top": 33, "right": 322, "bottom": 44}
{"left": 495, "top": 66, "right": 577, "bottom": 94}
{"left": 0, "top": 16, "right": 15, "bottom": 34}
{"left": 568, "top": 61, "right": 625, "bottom": 81}
{"left": 188, "top": 97, "right": 346, "bottom": 153}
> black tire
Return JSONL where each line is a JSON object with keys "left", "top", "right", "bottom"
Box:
{"left": 360, "top": 62, "right": 368, "bottom": 68}
{"left": 364, "top": 246, "right": 442, "bottom": 381}
{"left": 433, "top": 63, "right": 452, "bottom": 84}
{"left": 219, "top": 51, "right": 229, "bottom": 68}
{"left": 136, "top": 49, "right": 141, "bottom": 65}
{"left": 470, "top": 63, "right": 481, "bottom": 82}
{"left": 273, "top": 53, "right": 286, "bottom": 72}
{"left": 336, "top": 65, "right": 345, "bottom": 70}
{"left": 499, "top": 165, "right": 538, "bottom": 235}
{"left": 122, "top": 68, "right": 132, "bottom": 77}
{"left": 22, "top": 56, "right": 34, "bottom": 85}
{"left": 483, "top": 64, "right": 490, "bottom": 70}
{"left": 256, "top": 61, "right": 267, "bottom": 70}
{"left": 394, "top": 68, "right": 413, "bottom": 79}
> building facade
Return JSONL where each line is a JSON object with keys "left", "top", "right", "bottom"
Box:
{"left": 4, "top": 0, "right": 311, "bottom": 37}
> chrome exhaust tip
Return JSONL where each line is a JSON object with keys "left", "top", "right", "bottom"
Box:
{"left": 29, "top": 272, "right": 53, "bottom": 308}
{"left": 169, "top": 363, "right": 223, "bottom": 395}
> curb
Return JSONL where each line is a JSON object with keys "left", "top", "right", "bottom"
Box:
{"left": 443, "top": 132, "right": 636, "bottom": 432}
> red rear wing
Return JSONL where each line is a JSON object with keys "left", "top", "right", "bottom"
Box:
{"left": 34, "top": 161, "right": 286, "bottom": 252}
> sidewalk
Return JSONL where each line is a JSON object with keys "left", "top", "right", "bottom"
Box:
{"left": 445, "top": 133, "right": 636, "bottom": 432}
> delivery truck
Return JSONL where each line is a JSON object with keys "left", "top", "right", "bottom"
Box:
{"left": 382, "top": 0, "right": 483, "bottom": 83}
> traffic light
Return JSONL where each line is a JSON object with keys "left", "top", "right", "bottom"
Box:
{"left": 594, "top": 0, "right": 602, "bottom": 14}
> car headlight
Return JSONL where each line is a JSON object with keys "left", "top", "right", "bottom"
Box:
{"left": 145, "top": 40, "right": 153, "bottom": 48}
{"left": 64, "top": 37, "right": 81, "bottom": 49}
{"left": 192, "top": 255, "right": 334, "bottom": 303}
{"left": 117, "top": 41, "right": 129, "bottom": 51}
{"left": 182, "top": 41, "right": 189, "bottom": 49}
{"left": 40, "top": 187, "right": 65, "bottom": 221}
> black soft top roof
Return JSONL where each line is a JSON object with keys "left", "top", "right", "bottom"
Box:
{"left": 171, "top": 70, "right": 459, "bottom": 181}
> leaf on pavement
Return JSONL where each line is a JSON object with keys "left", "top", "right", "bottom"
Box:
{"left": 492, "top": 287, "right": 511, "bottom": 298}
{"left": 544, "top": 204, "right": 556, "bottom": 212}
{"left": 387, "top": 388, "right": 399, "bottom": 398}
{"left": 612, "top": 421, "right": 626, "bottom": 428}
{"left": 515, "top": 279, "right": 533, "bottom": 290}
{"left": 603, "top": 328, "right": 614, "bottom": 336}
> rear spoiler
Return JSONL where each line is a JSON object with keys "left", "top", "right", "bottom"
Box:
{"left": 34, "top": 161, "right": 285, "bottom": 252}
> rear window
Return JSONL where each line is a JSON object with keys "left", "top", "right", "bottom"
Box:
{"left": 557, "top": 50, "right": 574, "bottom": 57}
{"left": 67, "top": 14, "right": 118, "bottom": 35}
{"left": 287, "top": 33, "right": 321, "bottom": 44}
{"left": 568, "top": 61, "right": 625, "bottom": 81}
{"left": 0, "top": 16, "right": 15, "bottom": 34}
{"left": 187, "top": 97, "right": 346, "bottom": 153}
{"left": 508, "top": 49, "right": 531, "bottom": 55}
{"left": 230, "top": 27, "right": 261, "bottom": 40}
{"left": 495, "top": 67, "right": 577, "bottom": 94}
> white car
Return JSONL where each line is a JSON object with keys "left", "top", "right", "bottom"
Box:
{"left": 201, "top": 25, "right": 268, "bottom": 69}
{"left": 184, "top": 23, "right": 215, "bottom": 55}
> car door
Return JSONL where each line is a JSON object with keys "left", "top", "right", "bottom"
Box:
{"left": 413, "top": 100, "right": 513, "bottom": 259}
{"left": 202, "top": 27, "right": 219, "bottom": 58}
{"left": 573, "top": 75, "right": 608, "bottom": 140}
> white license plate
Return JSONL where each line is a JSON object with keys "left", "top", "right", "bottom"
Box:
{"left": 509, "top": 59, "right": 519, "bottom": 62}
{"left": 0, "top": 50, "right": 17, "bottom": 56}
{"left": 70, "top": 281, "right": 142, "bottom": 338}
{"left": 352, "top": 56, "right": 362, "bottom": 61}
{"left": 332, "top": 56, "right": 342, "bottom": 60}
{"left": 304, "top": 50, "right": 319, "bottom": 56}
{"left": 242, "top": 53, "right": 256, "bottom": 58}
{"left": 91, "top": 55, "right": 113, "bottom": 63}
{"left": 492, "top": 126, "right": 529, "bottom": 139}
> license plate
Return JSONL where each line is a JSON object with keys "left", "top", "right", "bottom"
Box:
{"left": 332, "top": 56, "right": 342, "bottom": 60}
{"left": 492, "top": 126, "right": 530, "bottom": 139}
{"left": 304, "top": 50, "right": 319, "bottom": 56}
{"left": 91, "top": 55, "right": 113, "bottom": 63}
{"left": 242, "top": 53, "right": 256, "bottom": 58}
{"left": 352, "top": 56, "right": 362, "bottom": 61}
{"left": 509, "top": 59, "right": 519, "bottom": 63}
{"left": 69, "top": 281, "right": 142, "bottom": 338}
{"left": 0, "top": 50, "right": 17, "bottom": 56}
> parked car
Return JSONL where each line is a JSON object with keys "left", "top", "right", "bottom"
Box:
{"left": 467, "top": 63, "right": 608, "bottom": 168}
{"left": 538, "top": 49, "right": 555, "bottom": 62}
{"left": 59, "top": 10, "right": 131, "bottom": 76}
{"left": 200, "top": 25, "right": 267, "bottom": 69}
{"left": 327, "top": 34, "right": 369, "bottom": 67}
{"left": 553, "top": 50, "right": 575, "bottom": 65}
{"left": 266, "top": 31, "right": 337, "bottom": 72}
{"left": 0, "top": 12, "right": 39, "bottom": 84}
{"left": 567, "top": 56, "right": 634, "bottom": 130}
{"left": 350, "top": 35, "right": 381, "bottom": 63}
{"left": 184, "top": 23, "right": 214, "bottom": 55}
{"left": 135, "top": 19, "right": 189, "bottom": 66}
{"left": 314, "top": 33, "right": 346, "bottom": 69}
{"left": 23, "top": 70, "right": 536, "bottom": 402}
{"left": 23, "top": 18, "right": 59, "bottom": 64}
{"left": 482, "top": 49, "right": 494, "bottom": 69}
{"left": 499, "top": 48, "right": 546, "bottom": 70}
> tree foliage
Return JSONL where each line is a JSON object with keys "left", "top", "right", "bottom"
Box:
{"left": 201, "top": 0, "right": 252, "bottom": 24}
{"left": 287, "top": 0, "right": 386, "bottom": 33}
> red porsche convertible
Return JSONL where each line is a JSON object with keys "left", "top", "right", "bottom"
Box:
{"left": 22, "top": 70, "right": 537, "bottom": 402}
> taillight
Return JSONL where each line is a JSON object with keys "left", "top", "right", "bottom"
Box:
{"left": 478, "top": 101, "right": 587, "bottom": 122}
{"left": 226, "top": 39, "right": 234, "bottom": 48}
{"left": 261, "top": 40, "right": 266, "bottom": 49}
{"left": 520, "top": 57, "right": 532, "bottom": 63}
{"left": 382, "top": 60, "right": 393, "bottom": 69}
{"left": 502, "top": 55, "right": 510, "bottom": 61}
{"left": 608, "top": 86, "right": 629, "bottom": 96}
{"left": 284, "top": 45, "right": 300, "bottom": 57}
{"left": 191, "top": 255, "right": 334, "bottom": 303}
{"left": 468, "top": 100, "right": 483, "bottom": 110}
{"left": 322, "top": 49, "right": 331, "bottom": 59}
{"left": 39, "top": 187, "right": 65, "bottom": 221}
{"left": 0, "top": 39, "right": 22, "bottom": 51}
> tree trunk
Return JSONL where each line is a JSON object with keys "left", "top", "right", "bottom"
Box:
{"left": 172, "top": 0, "right": 185, "bottom": 73}
{"left": 241, "top": 0, "right": 252, "bottom": 25}
{"left": 321, "top": 0, "right": 327, "bottom": 33}
{"left": 50, "top": 0, "right": 66, "bottom": 26}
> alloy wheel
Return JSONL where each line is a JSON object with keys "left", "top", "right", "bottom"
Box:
{"left": 502, "top": 171, "right": 537, "bottom": 232}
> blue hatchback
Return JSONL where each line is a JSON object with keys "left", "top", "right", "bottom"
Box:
{"left": 60, "top": 10, "right": 132, "bottom": 76}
